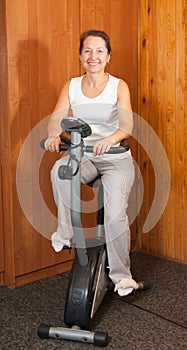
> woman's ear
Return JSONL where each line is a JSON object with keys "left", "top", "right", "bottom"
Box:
{"left": 108, "top": 54, "right": 111, "bottom": 63}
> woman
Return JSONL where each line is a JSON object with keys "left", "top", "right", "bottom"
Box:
{"left": 45, "top": 30, "right": 139, "bottom": 296}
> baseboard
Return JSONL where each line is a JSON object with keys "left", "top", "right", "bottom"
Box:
{"left": 132, "top": 248, "right": 187, "bottom": 265}
{"left": 0, "top": 271, "right": 4, "bottom": 285}
{"left": 14, "top": 260, "right": 73, "bottom": 287}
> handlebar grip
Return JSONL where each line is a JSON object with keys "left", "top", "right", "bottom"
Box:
{"left": 40, "top": 139, "right": 46, "bottom": 149}
{"left": 60, "top": 135, "right": 71, "bottom": 144}
{"left": 84, "top": 145, "right": 129, "bottom": 153}
{"left": 40, "top": 138, "right": 70, "bottom": 151}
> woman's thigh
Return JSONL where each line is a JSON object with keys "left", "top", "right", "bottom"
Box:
{"left": 96, "top": 157, "right": 135, "bottom": 217}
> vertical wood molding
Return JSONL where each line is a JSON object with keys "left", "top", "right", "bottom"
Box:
{"left": 0, "top": 0, "right": 15, "bottom": 286}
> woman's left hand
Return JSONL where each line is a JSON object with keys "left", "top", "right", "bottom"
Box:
{"left": 93, "top": 139, "right": 114, "bottom": 156}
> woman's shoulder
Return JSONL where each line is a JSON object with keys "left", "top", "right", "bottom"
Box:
{"left": 109, "top": 74, "right": 128, "bottom": 87}
{"left": 70, "top": 75, "right": 84, "bottom": 83}
{"left": 117, "top": 79, "right": 130, "bottom": 92}
{"left": 108, "top": 73, "right": 120, "bottom": 82}
{"left": 69, "top": 76, "right": 84, "bottom": 89}
{"left": 117, "top": 79, "right": 131, "bottom": 109}
{"left": 55, "top": 76, "right": 82, "bottom": 102}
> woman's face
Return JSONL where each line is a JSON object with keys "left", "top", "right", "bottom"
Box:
{"left": 80, "top": 36, "right": 110, "bottom": 74}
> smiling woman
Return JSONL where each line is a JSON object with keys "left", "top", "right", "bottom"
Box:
{"left": 80, "top": 34, "right": 110, "bottom": 75}
{"left": 44, "top": 29, "right": 138, "bottom": 297}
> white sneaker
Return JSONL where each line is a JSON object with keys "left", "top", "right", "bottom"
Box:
{"left": 117, "top": 287, "right": 133, "bottom": 297}
{"left": 51, "top": 232, "right": 71, "bottom": 252}
{"left": 114, "top": 277, "right": 139, "bottom": 296}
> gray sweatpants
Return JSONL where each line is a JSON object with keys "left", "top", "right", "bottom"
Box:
{"left": 51, "top": 152, "right": 135, "bottom": 285}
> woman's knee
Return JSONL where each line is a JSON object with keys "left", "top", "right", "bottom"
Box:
{"left": 51, "top": 157, "right": 69, "bottom": 183}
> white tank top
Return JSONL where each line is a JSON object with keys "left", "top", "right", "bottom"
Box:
{"left": 69, "top": 74, "right": 131, "bottom": 160}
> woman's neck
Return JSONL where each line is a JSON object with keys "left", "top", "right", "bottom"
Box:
{"left": 83, "top": 72, "right": 109, "bottom": 88}
{"left": 81, "top": 72, "right": 109, "bottom": 98}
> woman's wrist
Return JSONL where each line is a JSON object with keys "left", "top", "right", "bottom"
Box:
{"left": 48, "top": 134, "right": 60, "bottom": 139}
{"left": 104, "top": 138, "right": 116, "bottom": 145}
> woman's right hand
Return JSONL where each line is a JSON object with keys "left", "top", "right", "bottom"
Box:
{"left": 44, "top": 136, "right": 61, "bottom": 153}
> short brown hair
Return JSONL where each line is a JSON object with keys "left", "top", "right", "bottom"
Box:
{"left": 79, "top": 30, "right": 111, "bottom": 54}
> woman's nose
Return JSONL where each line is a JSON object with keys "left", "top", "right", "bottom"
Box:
{"left": 89, "top": 51, "right": 97, "bottom": 60}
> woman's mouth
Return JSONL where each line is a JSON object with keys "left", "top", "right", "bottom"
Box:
{"left": 87, "top": 61, "right": 100, "bottom": 66}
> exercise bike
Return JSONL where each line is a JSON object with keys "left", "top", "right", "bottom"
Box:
{"left": 38, "top": 118, "right": 149, "bottom": 347}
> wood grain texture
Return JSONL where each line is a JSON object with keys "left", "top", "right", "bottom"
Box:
{"left": 0, "top": 0, "right": 15, "bottom": 286}
{"left": 2, "top": 0, "right": 186, "bottom": 288}
{"left": 0, "top": 0, "right": 6, "bottom": 276}
{"left": 138, "top": 0, "right": 187, "bottom": 262}
{"left": 80, "top": 0, "right": 138, "bottom": 242}
{"left": 4, "top": 0, "right": 80, "bottom": 281}
{"left": 80, "top": 0, "right": 138, "bottom": 111}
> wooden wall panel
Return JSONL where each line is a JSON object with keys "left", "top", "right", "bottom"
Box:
{"left": 138, "top": 0, "right": 187, "bottom": 262}
{"left": 0, "top": 168, "right": 4, "bottom": 275}
{"left": 4, "top": 0, "right": 80, "bottom": 284}
{"left": 0, "top": 0, "right": 6, "bottom": 279}
{"left": 0, "top": 0, "right": 13, "bottom": 285}
{"left": 80, "top": 0, "right": 139, "bottom": 241}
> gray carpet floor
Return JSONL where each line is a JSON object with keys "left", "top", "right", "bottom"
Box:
{"left": 0, "top": 251, "right": 186, "bottom": 350}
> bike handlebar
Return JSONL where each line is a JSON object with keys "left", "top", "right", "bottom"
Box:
{"left": 40, "top": 137, "right": 129, "bottom": 153}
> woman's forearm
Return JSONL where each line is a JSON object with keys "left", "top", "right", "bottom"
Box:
{"left": 105, "top": 128, "right": 131, "bottom": 145}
